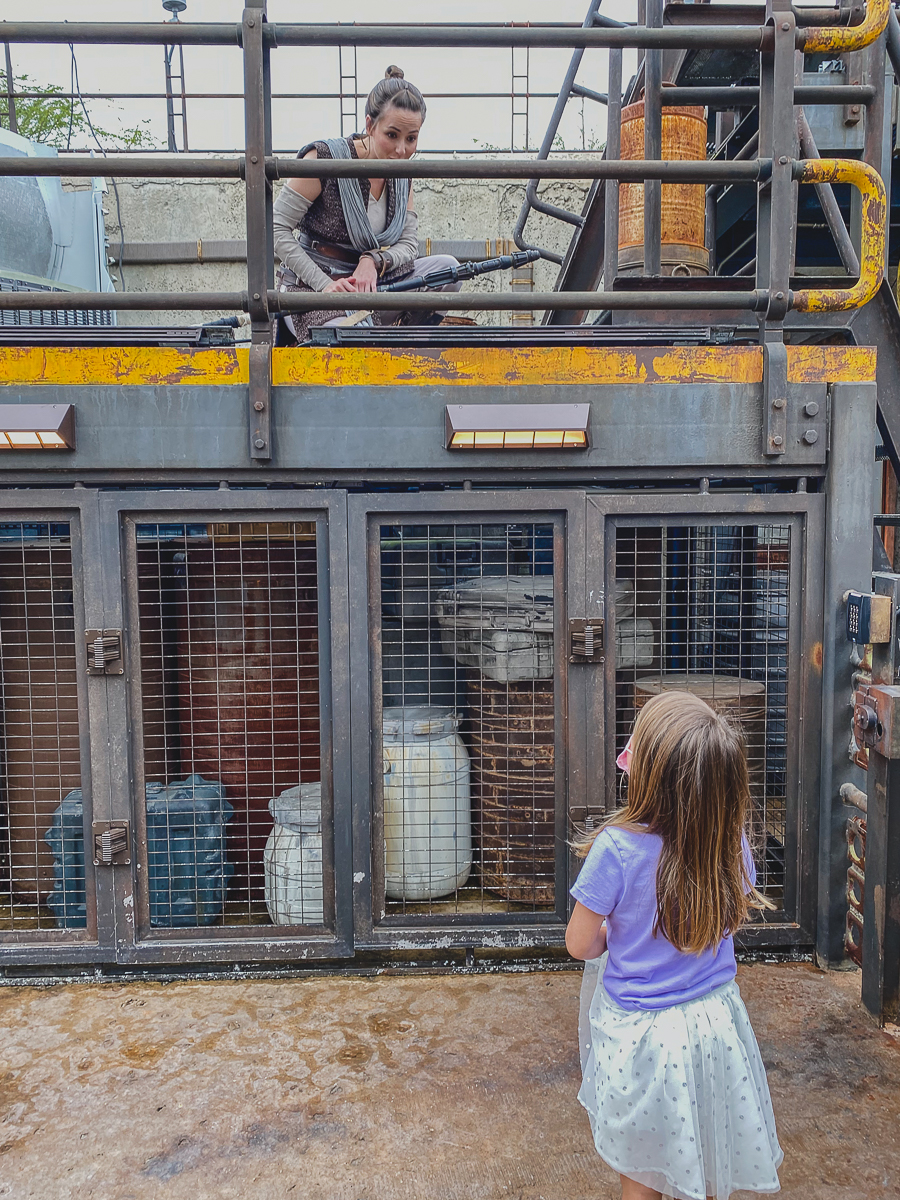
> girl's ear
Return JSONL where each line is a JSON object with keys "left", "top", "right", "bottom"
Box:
{"left": 364, "top": 114, "right": 375, "bottom": 136}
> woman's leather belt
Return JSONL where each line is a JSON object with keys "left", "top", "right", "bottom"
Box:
{"left": 302, "top": 236, "right": 359, "bottom": 262}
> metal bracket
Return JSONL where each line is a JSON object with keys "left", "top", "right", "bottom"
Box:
{"left": 569, "top": 805, "right": 605, "bottom": 828}
{"left": 249, "top": 338, "right": 272, "bottom": 461}
{"left": 854, "top": 683, "right": 900, "bottom": 757}
{"left": 84, "top": 629, "right": 124, "bottom": 675}
{"left": 92, "top": 820, "right": 131, "bottom": 866}
{"left": 763, "top": 339, "right": 788, "bottom": 456}
{"left": 569, "top": 618, "right": 604, "bottom": 663}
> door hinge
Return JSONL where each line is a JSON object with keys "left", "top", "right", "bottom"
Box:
{"left": 569, "top": 618, "right": 604, "bottom": 663}
{"left": 85, "top": 629, "right": 124, "bottom": 675}
{"left": 92, "top": 820, "right": 131, "bottom": 866}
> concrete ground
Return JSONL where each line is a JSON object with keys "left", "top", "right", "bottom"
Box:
{"left": 0, "top": 962, "right": 897, "bottom": 1200}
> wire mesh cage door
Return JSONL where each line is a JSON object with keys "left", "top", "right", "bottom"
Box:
{"left": 120, "top": 501, "right": 352, "bottom": 962}
{"left": 0, "top": 512, "right": 99, "bottom": 950}
{"left": 592, "top": 498, "right": 823, "bottom": 945}
{"left": 357, "top": 501, "right": 576, "bottom": 948}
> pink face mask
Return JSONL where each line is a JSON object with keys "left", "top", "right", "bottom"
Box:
{"left": 616, "top": 736, "right": 634, "bottom": 776}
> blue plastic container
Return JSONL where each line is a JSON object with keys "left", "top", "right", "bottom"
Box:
{"left": 44, "top": 774, "right": 234, "bottom": 928}
{"left": 44, "top": 790, "right": 88, "bottom": 929}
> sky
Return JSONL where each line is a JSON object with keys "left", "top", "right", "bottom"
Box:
{"left": 6, "top": 0, "right": 644, "bottom": 154}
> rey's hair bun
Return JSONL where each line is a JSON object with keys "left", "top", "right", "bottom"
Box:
{"left": 365, "top": 66, "right": 426, "bottom": 122}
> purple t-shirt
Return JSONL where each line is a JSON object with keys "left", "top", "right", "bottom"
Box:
{"left": 570, "top": 825, "right": 756, "bottom": 1012}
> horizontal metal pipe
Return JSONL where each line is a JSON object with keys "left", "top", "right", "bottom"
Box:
{"left": 0, "top": 157, "right": 243, "bottom": 179}
{"left": 662, "top": 84, "right": 875, "bottom": 106}
{"left": 2, "top": 20, "right": 769, "bottom": 50}
{"left": 570, "top": 83, "right": 609, "bottom": 105}
{"left": 0, "top": 156, "right": 766, "bottom": 183}
{"left": 0, "top": 289, "right": 763, "bottom": 313}
{"left": 273, "top": 157, "right": 765, "bottom": 182}
{"left": 664, "top": 3, "right": 863, "bottom": 27}
{"left": 0, "top": 292, "right": 246, "bottom": 310}
{"left": 2, "top": 22, "right": 241, "bottom": 45}
{"left": 274, "top": 289, "right": 764, "bottom": 311}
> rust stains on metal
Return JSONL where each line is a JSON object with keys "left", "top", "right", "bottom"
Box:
{"left": 0, "top": 347, "right": 249, "bottom": 387}
{"left": 799, "top": 0, "right": 889, "bottom": 54}
{"left": 792, "top": 160, "right": 886, "bottom": 314}
{"left": 0, "top": 343, "right": 877, "bottom": 390}
{"left": 809, "top": 640, "right": 824, "bottom": 673}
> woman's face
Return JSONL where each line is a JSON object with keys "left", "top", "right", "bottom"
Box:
{"left": 364, "top": 105, "right": 422, "bottom": 159}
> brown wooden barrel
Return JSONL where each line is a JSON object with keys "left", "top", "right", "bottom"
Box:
{"left": 177, "top": 541, "right": 320, "bottom": 899}
{"left": 466, "top": 677, "right": 555, "bottom": 904}
{"left": 618, "top": 97, "right": 710, "bottom": 276}
{"left": 0, "top": 547, "right": 81, "bottom": 903}
{"left": 633, "top": 674, "right": 767, "bottom": 806}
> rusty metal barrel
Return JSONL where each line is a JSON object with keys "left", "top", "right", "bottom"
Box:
{"left": 618, "top": 97, "right": 710, "bottom": 277}
{"left": 633, "top": 675, "right": 767, "bottom": 807}
{"left": 177, "top": 539, "right": 320, "bottom": 900}
{"left": 466, "top": 676, "right": 555, "bottom": 904}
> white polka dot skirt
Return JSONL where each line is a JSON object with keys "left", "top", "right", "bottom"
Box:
{"left": 578, "top": 957, "right": 783, "bottom": 1199}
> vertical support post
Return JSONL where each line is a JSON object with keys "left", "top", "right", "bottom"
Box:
{"left": 643, "top": 0, "right": 662, "bottom": 277}
{"left": 3, "top": 42, "right": 17, "bottom": 135}
{"left": 243, "top": 2, "right": 273, "bottom": 463}
{"left": 862, "top": 572, "right": 900, "bottom": 1023}
{"left": 603, "top": 48, "right": 622, "bottom": 291}
{"left": 818, "top": 381, "right": 877, "bottom": 965}
{"left": 759, "top": 0, "right": 796, "bottom": 326}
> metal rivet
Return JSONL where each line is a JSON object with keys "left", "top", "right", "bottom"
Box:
{"left": 254, "top": 438, "right": 266, "bottom": 449}
{"left": 779, "top": 156, "right": 789, "bottom": 165}
{"left": 253, "top": 292, "right": 261, "bottom": 301}
{"left": 773, "top": 397, "right": 785, "bottom": 410}
{"left": 803, "top": 429, "right": 819, "bottom": 445}
{"left": 781, "top": 21, "right": 790, "bottom": 30}
{"left": 772, "top": 435, "right": 784, "bottom": 447}
{"left": 804, "top": 401, "right": 819, "bottom": 417}
{"left": 776, "top": 291, "right": 785, "bottom": 301}
{"left": 247, "top": 17, "right": 255, "bottom": 25}
{"left": 254, "top": 400, "right": 265, "bottom": 412}
{"left": 251, "top": 155, "right": 259, "bottom": 164}
{"left": 851, "top": 106, "right": 860, "bottom": 114}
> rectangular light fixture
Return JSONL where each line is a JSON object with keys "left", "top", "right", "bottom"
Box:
{"left": 0, "top": 405, "right": 75, "bottom": 451}
{"left": 445, "top": 403, "right": 590, "bottom": 450}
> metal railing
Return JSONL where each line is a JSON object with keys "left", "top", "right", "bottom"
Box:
{"left": 0, "top": 2, "right": 891, "bottom": 457}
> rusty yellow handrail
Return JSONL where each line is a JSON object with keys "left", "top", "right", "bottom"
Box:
{"left": 791, "top": 159, "right": 886, "bottom": 314}
{"left": 799, "top": 0, "right": 890, "bottom": 54}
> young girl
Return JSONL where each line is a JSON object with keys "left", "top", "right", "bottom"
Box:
{"left": 566, "top": 690, "right": 783, "bottom": 1200}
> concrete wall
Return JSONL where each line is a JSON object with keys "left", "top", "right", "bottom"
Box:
{"left": 72, "top": 163, "right": 594, "bottom": 329}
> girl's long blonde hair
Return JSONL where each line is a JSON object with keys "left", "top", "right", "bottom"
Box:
{"left": 576, "top": 690, "right": 773, "bottom": 953}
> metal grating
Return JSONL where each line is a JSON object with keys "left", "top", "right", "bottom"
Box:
{"left": 0, "top": 523, "right": 83, "bottom": 930}
{"left": 378, "top": 522, "right": 557, "bottom": 918}
{"left": 614, "top": 524, "right": 790, "bottom": 904}
{"left": 134, "top": 522, "right": 323, "bottom": 929}
{"left": 0, "top": 277, "right": 113, "bottom": 327}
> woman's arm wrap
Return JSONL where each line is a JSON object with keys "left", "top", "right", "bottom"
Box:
{"left": 383, "top": 208, "right": 419, "bottom": 273}
{"left": 273, "top": 186, "right": 333, "bottom": 292}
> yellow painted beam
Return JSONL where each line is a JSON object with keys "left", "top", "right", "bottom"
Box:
{"left": 0, "top": 343, "right": 876, "bottom": 387}
{"left": 0, "top": 346, "right": 248, "bottom": 386}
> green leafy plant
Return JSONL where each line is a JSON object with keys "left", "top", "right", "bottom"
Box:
{"left": 0, "top": 70, "right": 156, "bottom": 150}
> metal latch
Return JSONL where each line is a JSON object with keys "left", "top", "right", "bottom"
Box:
{"left": 854, "top": 683, "right": 900, "bottom": 759}
{"left": 92, "top": 820, "right": 131, "bottom": 866}
{"left": 84, "top": 629, "right": 124, "bottom": 675}
{"left": 569, "top": 618, "right": 604, "bottom": 663}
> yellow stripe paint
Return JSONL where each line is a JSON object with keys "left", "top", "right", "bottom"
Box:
{"left": 0, "top": 343, "right": 876, "bottom": 387}
{"left": 0, "top": 346, "right": 248, "bottom": 386}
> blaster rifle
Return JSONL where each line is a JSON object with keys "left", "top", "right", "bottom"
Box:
{"left": 379, "top": 249, "right": 540, "bottom": 293}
